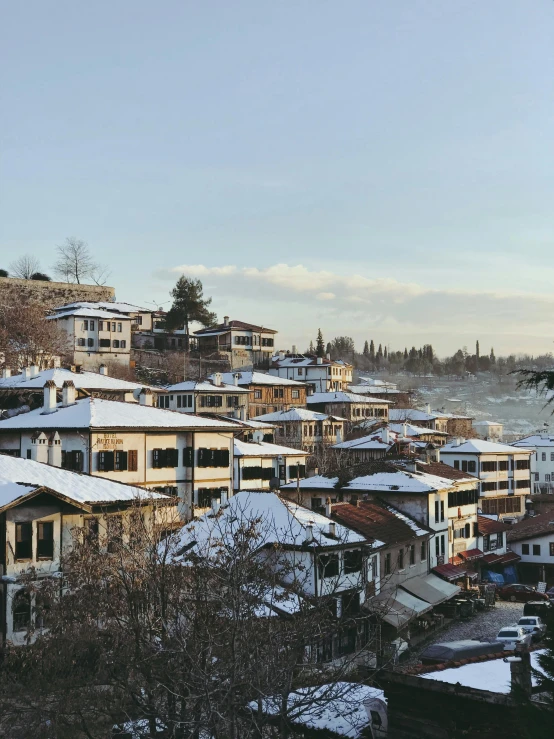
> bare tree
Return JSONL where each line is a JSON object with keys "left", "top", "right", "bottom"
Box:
{"left": 9, "top": 254, "right": 41, "bottom": 280}
{"left": 53, "top": 237, "right": 110, "bottom": 285}
{"left": 0, "top": 299, "right": 70, "bottom": 370}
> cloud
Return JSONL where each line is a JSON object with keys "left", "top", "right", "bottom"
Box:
{"left": 316, "top": 292, "right": 336, "bottom": 301}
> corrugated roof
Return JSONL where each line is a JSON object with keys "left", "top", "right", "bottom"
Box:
{"left": 195, "top": 320, "right": 277, "bottom": 335}
{"left": 507, "top": 512, "right": 554, "bottom": 543}
{"left": 477, "top": 515, "right": 511, "bottom": 535}
{"left": 331, "top": 501, "right": 430, "bottom": 546}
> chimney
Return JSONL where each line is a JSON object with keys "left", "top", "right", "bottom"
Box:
{"left": 42, "top": 380, "right": 58, "bottom": 414}
{"left": 99, "top": 364, "right": 108, "bottom": 376}
{"left": 402, "top": 422, "right": 408, "bottom": 438}
{"left": 213, "top": 372, "right": 222, "bottom": 387}
{"left": 328, "top": 521, "right": 336, "bottom": 537}
{"left": 383, "top": 427, "right": 390, "bottom": 444}
{"left": 317, "top": 357, "right": 323, "bottom": 365}
{"left": 48, "top": 431, "right": 62, "bottom": 467}
{"left": 23, "top": 367, "right": 31, "bottom": 381}
{"left": 2, "top": 368, "right": 10, "bottom": 379}
{"left": 220, "top": 490, "right": 228, "bottom": 505}
{"left": 509, "top": 648, "right": 532, "bottom": 698}
{"left": 305, "top": 525, "right": 314, "bottom": 542}
{"left": 326, "top": 353, "right": 331, "bottom": 361}
{"left": 139, "top": 388, "right": 154, "bottom": 406}
{"left": 425, "top": 403, "right": 431, "bottom": 414}
{"left": 223, "top": 316, "right": 229, "bottom": 326}
{"left": 456, "top": 437, "right": 466, "bottom": 446}
{"left": 233, "top": 373, "right": 239, "bottom": 386}
{"left": 279, "top": 351, "right": 286, "bottom": 361}
{"left": 292, "top": 345, "right": 297, "bottom": 354}
{"left": 325, "top": 497, "right": 332, "bottom": 517}
{"left": 212, "top": 497, "right": 221, "bottom": 515}
{"left": 62, "top": 380, "right": 76, "bottom": 407}
{"left": 31, "top": 432, "right": 49, "bottom": 464}
{"left": 30, "top": 365, "right": 39, "bottom": 378}
{"left": 435, "top": 448, "right": 441, "bottom": 463}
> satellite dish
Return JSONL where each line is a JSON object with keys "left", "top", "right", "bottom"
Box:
{"left": 252, "top": 430, "right": 264, "bottom": 443}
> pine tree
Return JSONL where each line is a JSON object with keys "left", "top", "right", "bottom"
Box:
{"left": 384, "top": 346, "right": 388, "bottom": 360}
{"left": 308, "top": 340, "right": 315, "bottom": 354}
{"left": 476, "top": 340, "right": 480, "bottom": 360}
{"left": 363, "top": 340, "right": 369, "bottom": 357}
{"left": 316, "top": 329, "right": 325, "bottom": 358}
{"left": 403, "top": 347, "right": 408, "bottom": 360}
{"left": 369, "top": 340, "right": 375, "bottom": 361}
{"left": 165, "top": 276, "right": 217, "bottom": 348}
{"left": 490, "top": 347, "right": 496, "bottom": 364}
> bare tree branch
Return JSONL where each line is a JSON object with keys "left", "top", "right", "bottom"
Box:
{"left": 9, "top": 255, "right": 41, "bottom": 280}
{"left": 53, "top": 237, "right": 107, "bottom": 285}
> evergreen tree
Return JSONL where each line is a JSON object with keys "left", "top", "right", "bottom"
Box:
{"left": 326, "top": 342, "right": 332, "bottom": 356}
{"left": 384, "top": 346, "right": 388, "bottom": 360}
{"left": 308, "top": 340, "right": 315, "bottom": 354}
{"left": 369, "top": 340, "right": 375, "bottom": 361}
{"left": 403, "top": 347, "right": 408, "bottom": 360}
{"left": 490, "top": 347, "right": 496, "bottom": 364}
{"left": 363, "top": 340, "right": 369, "bottom": 357}
{"left": 476, "top": 340, "right": 480, "bottom": 360}
{"left": 165, "top": 276, "right": 217, "bottom": 348}
{"left": 316, "top": 329, "right": 325, "bottom": 357}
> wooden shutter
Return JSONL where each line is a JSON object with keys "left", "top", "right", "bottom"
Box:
{"left": 166, "top": 448, "right": 178, "bottom": 467}
{"left": 115, "top": 451, "right": 128, "bottom": 471}
{"left": 183, "top": 447, "right": 193, "bottom": 467}
{"left": 128, "top": 450, "right": 138, "bottom": 471}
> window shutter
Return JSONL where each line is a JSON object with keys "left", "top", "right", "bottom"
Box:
{"left": 183, "top": 447, "right": 194, "bottom": 467}
{"left": 115, "top": 450, "right": 128, "bottom": 471}
{"left": 198, "top": 448, "right": 208, "bottom": 467}
{"left": 128, "top": 450, "right": 138, "bottom": 471}
{"left": 166, "top": 448, "right": 178, "bottom": 467}
{"left": 216, "top": 449, "right": 230, "bottom": 467}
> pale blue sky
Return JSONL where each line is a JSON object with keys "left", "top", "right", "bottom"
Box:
{"left": 2, "top": 1, "right": 554, "bottom": 355}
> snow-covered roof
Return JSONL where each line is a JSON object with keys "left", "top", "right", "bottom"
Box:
{"left": 251, "top": 408, "right": 346, "bottom": 423}
{"left": 381, "top": 504, "right": 429, "bottom": 537}
{"left": 270, "top": 355, "right": 351, "bottom": 368}
{"left": 165, "top": 380, "right": 249, "bottom": 394}
{"left": 441, "top": 439, "right": 532, "bottom": 454}
{"left": 250, "top": 682, "right": 385, "bottom": 738}
{"left": 217, "top": 417, "right": 275, "bottom": 430}
{"left": 472, "top": 420, "right": 503, "bottom": 427}
{"left": 55, "top": 301, "right": 150, "bottom": 314}
{"left": 281, "top": 474, "right": 339, "bottom": 491}
{"left": 211, "top": 371, "right": 307, "bottom": 387}
{"left": 390, "top": 409, "right": 440, "bottom": 422}
{"left": 234, "top": 439, "right": 308, "bottom": 458}
{"left": 0, "top": 456, "right": 170, "bottom": 510}
{"left": 175, "top": 491, "right": 365, "bottom": 554}
{"left": 347, "top": 384, "right": 403, "bottom": 395}
{"left": 307, "top": 391, "right": 392, "bottom": 405}
{"left": 47, "top": 308, "right": 130, "bottom": 320}
{"left": 387, "top": 422, "right": 448, "bottom": 437}
{"left": 422, "top": 650, "right": 545, "bottom": 694}
{"left": 0, "top": 367, "right": 160, "bottom": 393}
{"left": 512, "top": 434, "right": 554, "bottom": 448}
{"left": 0, "top": 397, "right": 237, "bottom": 430}
{"left": 333, "top": 431, "right": 394, "bottom": 451}
{"left": 344, "top": 469, "right": 459, "bottom": 494}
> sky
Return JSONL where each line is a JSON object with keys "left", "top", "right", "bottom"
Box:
{"left": 2, "top": 0, "right": 554, "bottom": 357}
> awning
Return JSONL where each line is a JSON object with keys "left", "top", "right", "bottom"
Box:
{"left": 457, "top": 548, "right": 484, "bottom": 562}
{"left": 401, "top": 574, "right": 460, "bottom": 606}
{"left": 482, "top": 551, "right": 520, "bottom": 566}
{"left": 432, "top": 563, "right": 477, "bottom": 582}
{"left": 369, "top": 588, "right": 431, "bottom": 629}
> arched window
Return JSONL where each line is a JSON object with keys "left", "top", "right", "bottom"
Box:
{"left": 13, "top": 591, "right": 31, "bottom": 632}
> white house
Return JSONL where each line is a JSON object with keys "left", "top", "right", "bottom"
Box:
{"left": 0, "top": 455, "right": 175, "bottom": 646}
{"left": 472, "top": 420, "right": 503, "bottom": 441}
{"left": 47, "top": 307, "right": 132, "bottom": 371}
{"left": 250, "top": 408, "right": 347, "bottom": 452}
{"left": 233, "top": 439, "right": 308, "bottom": 491}
{"left": 269, "top": 354, "right": 353, "bottom": 393}
{"left": 0, "top": 382, "right": 237, "bottom": 520}
{"left": 54, "top": 301, "right": 156, "bottom": 331}
{"left": 306, "top": 391, "right": 391, "bottom": 425}
{"left": 440, "top": 439, "right": 532, "bottom": 522}
{"left": 194, "top": 317, "right": 277, "bottom": 368}
{"left": 507, "top": 512, "right": 554, "bottom": 585}
{"left": 512, "top": 433, "right": 554, "bottom": 493}
{"left": 162, "top": 375, "right": 250, "bottom": 420}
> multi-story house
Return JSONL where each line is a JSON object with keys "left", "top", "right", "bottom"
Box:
{"left": 389, "top": 407, "right": 449, "bottom": 433}
{"left": 47, "top": 307, "right": 132, "bottom": 371}
{"left": 512, "top": 433, "right": 554, "bottom": 493}
{"left": 0, "top": 382, "right": 236, "bottom": 520}
{"left": 0, "top": 365, "right": 163, "bottom": 407}
{"left": 269, "top": 354, "right": 353, "bottom": 393}
{"left": 472, "top": 420, "right": 503, "bottom": 441}
{"left": 281, "top": 461, "right": 480, "bottom": 570}
{"left": 233, "top": 439, "right": 308, "bottom": 491}
{"left": 210, "top": 371, "right": 308, "bottom": 418}
{"left": 359, "top": 421, "right": 449, "bottom": 447}
{"left": 194, "top": 317, "right": 277, "bottom": 369}
{"left": 507, "top": 512, "right": 554, "bottom": 585}
{"left": 0, "top": 455, "right": 176, "bottom": 646}
{"left": 54, "top": 301, "right": 156, "bottom": 332}
{"left": 440, "top": 439, "right": 532, "bottom": 522}
{"left": 250, "top": 408, "right": 346, "bottom": 452}
{"left": 162, "top": 375, "right": 250, "bottom": 420}
{"left": 306, "top": 391, "right": 390, "bottom": 428}
{"left": 174, "top": 490, "right": 380, "bottom": 668}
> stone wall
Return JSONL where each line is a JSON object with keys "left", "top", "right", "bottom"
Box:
{"left": 0, "top": 277, "right": 115, "bottom": 310}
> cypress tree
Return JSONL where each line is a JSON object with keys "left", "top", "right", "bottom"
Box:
{"left": 316, "top": 329, "right": 325, "bottom": 357}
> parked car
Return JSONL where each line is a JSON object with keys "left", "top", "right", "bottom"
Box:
{"left": 545, "top": 586, "right": 554, "bottom": 602}
{"left": 524, "top": 600, "right": 552, "bottom": 619}
{"left": 497, "top": 584, "right": 549, "bottom": 602}
{"left": 517, "top": 616, "right": 547, "bottom": 641}
{"left": 496, "top": 626, "right": 533, "bottom": 650}
{"left": 420, "top": 640, "right": 505, "bottom": 665}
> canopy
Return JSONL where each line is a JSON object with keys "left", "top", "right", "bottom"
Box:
{"left": 369, "top": 588, "right": 431, "bottom": 629}
{"left": 401, "top": 574, "right": 460, "bottom": 606}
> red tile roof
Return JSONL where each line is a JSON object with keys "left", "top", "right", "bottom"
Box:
{"left": 507, "top": 511, "right": 554, "bottom": 543}
{"left": 330, "top": 500, "right": 431, "bottom": 547}
{"left": 478, "top": 515, "right": 512, "bottom": 535}
{"left": 457, "top": 548, "right": 484, "bottom": 561}
{"left": 415, "top": 461, "right": 477, "bottom": 481}
{"left": 432, "top": 563, "right": 476, "bottom": 581}
{"left": 482, "top": 552, "right": 520, "bottom": 566}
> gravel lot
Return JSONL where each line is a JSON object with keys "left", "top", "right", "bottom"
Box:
{"left": 404, "top": 600, "right": 526, "bottom": 666}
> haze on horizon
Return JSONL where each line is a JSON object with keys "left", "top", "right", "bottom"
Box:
{"left": 2, "top": 1, "right": 553, "bottom": 357}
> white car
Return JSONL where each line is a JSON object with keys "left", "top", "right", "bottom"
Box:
{"left": 517, "top": 616, "right": 546, "bottom": 641}
{"left": 496, "top": 626, "right": 533, "bottom": 650}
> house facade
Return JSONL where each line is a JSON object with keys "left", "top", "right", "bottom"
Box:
{"left": 306, "top": 392, "right": 391, "bottom": 427}
{"left": 440, "top": 439, "right": 532, "bottom": 522}
{"left": 507, "top": 512, "right": 554, "bottom": 585}
{"left": 194, "top": 317, "right": 277, "bottom": 368}
{"left": 512, "top": 433, "right": 554, "bottom": 493}
{"left": 472, "top": 420, "right": 503, "bottom": 441}
{"left": 250, "top": 408, "right": 346, "bottom": 452}
{"left": 0, "top": 455, "right": 175, "bottom": 646}
{"left": 47, "top": 307, "right": 132, "bottom": 371}
{"left": 269, "top": 354, "right": 353, "bottom": 392}
{"left": 210, "top": 371, "right": 308, "bottom": 418}
{"left": 163, "top": 375, "right": 250, "bottom": 420}
{"left": 0, "top": 383, "right": 236, "bottom": 520}
{"left": 233, "top": 439, "right": 308, "bottom": 491}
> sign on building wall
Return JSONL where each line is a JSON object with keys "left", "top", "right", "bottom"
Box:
{"left": 97, "top": 433, "right": 124, "bottom": 449}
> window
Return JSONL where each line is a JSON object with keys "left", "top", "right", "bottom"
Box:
{"left": 550, "top": 543, "right": 554, "bottom": 557}
{"left": 551, "top": 453, "right": 554, "bottom": 462}
{"left": 128, "top": 450, "right": 138, "bottom": 471}
{"left": 158, "top": 395, "right": 170, "bottom": 408}
{"left": 384, "top": 552, "right": 391, "bottom": 575}
{"left": 152, "top": 448, "right": 179, "bottom": 468}
{"left": 542, "top": 453, "right": 547, "bottom": 461}
{"left": 522, "top": 544, "right": 530, "bottom": 555}
{"left": 409, "top": 544, "right": 415, "bottom": 565}
{"left": 498, "top": 460, "right": 509, "bottom": 471}
{"left": 15, "top": 522, "right": 32, "bottom": 560}
{"left": 344, "top": 549, "right": 363, "bottom": 574}
{"left": 13, "top": 591, "right": 31, "bottom": 632}
{"left": 120, "top": 340, "right": 126, "bottom": 349}
{"left": 516, "top": 459, "right": 530, "bottom": 470}
{"left": 117, "top": 323, "right": 122, "bottom": 332}
{"left": 440, "top": 500, "right": 445, "bottom": 522}
{"left": 297, "top": 368, "right": 303, "bottom": 375}
{"left": 481, "top": 481, "right": 497, "bottom": 492}
{"left": 546, "top": 475, "right": 551, "bottom": 483}
{"left": 200, "top": 395, "right": 223, "bottom": 408}
{"left": 98, "top": 451, "right": 115, "bottom": 472}
{"left": 85, "top": 518, "right": 99, "bottom": 549}
{"left": 481, "top": 461, "right": 497, "bottom": 472}
{"left": 83, "top": 320, "right": 89, "bottom": 330}
{"left": 77, "top": 337, "right": 86, "bottom": 346}
{"left": 99, "top": 338, "right": 110, "bottom": 347}
{"left": 62, "top": 450, "right": 83, "bottom": 472}
{"left": 318, "top": 554, "right": 340, "bottom": 578}
{"left": 98, "top": 321, "right": 104, "bottom": 331}
{"left": 441, "top": 535, "right": 445, "bottom": 555}
{"left": 435, "top": 537, "right": 440, "bottom": 556}
{"left": 289, "top": 464, "right": 306, "bottom": 479}
{"left": 435, "top": 500, "right": 440, "bottom": 523}
{"left": 113, "top": 339, "right": 120, "bottom": 348}
{"left": 197, "top": 487, "right": 226, "bottom": 508}
{"left": 107, "top": 515, "right": 123, "bottom": 553}
{"left": 226, "top": 395, "right": 239, "bottom": 408}
{"left": 481, "top": 496, "right": 522, "bottom": 515}
{"left": 398, "top": 549, "right": 404, "bottom": 570}
{"left": 421, "top": 540, "right": 427, "bottom": 561}
{"left": 37, "top": 521, "right": 54, "bottom": 560}
{"left": 86, "top": 337, "right": 94, "bottom": 347}
{"left": 453, "top": 460, "right": 460, "bottom": 469}
{"left": 447, "top": 488, "right": 479, "bottom": 507}
{"left": 292, "top": 389, "right": 300, "bottom": 399}
{"left": 254, "top": 389, "right": 262, "bottom": 399}
{"left": 516, "top": 479, "right": 529, "bottom": 489}
{"left": 115, "top": 450, "right": 128, "bottom": 471}
{"left": 197, "top": 448, "right": 230, "bottom": 468}
{"left": 498, "top": 480, "right": 509, "bottom": 490}
{"left": 533, "top": 544, "right": 541, "bottom": 556}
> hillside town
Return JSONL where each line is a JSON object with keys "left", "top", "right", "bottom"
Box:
{"left": 0, "top": 269, "right": 553, "bottom": 738}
